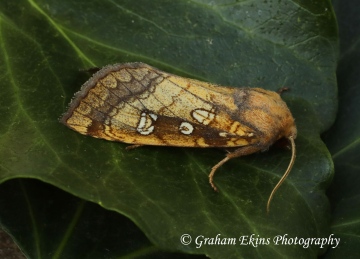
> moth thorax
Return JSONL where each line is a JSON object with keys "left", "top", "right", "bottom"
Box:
{"left": 240, "top": 88, "right": 297, "bottom": 142}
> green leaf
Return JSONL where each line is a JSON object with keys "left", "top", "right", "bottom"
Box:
{"left": 322, "top": 0, "right": 360, "bottom": 257}
{"left": 0, "top": 0, "right": 337, "bottom": 258}
{"left": 0, "top": 179, "right": 195, "bottom": 258}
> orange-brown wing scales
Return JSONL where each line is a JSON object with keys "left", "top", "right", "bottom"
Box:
{"left": 61, "top": 63, "right": 257, "bottom": 148}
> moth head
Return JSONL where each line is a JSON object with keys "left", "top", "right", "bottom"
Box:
{"left": 248, "top": 88, "right": 297, "bottom": 213}
{"left": 281, "top": 110, "right": 297, "bottom": 140}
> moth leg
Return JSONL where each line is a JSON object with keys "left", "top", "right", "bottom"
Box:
{"left": 209, "top": 146, "right": 261, "bottom": 192}
{"left": 125, "top": 144, "right": 144, "bottom": 150}
{"left": 277, "top": 87, "right": 289, "bottom": 95}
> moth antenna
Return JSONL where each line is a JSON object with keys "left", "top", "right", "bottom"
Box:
{"left": 266, "top": 136, "right": 296, "bottom": 214}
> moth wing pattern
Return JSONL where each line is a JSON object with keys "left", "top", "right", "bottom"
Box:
{"left": 61, "top": 62, "right": 298, "bottom": 213}
{"left": 61, "top": 62, "right": 257, "bottom": 148}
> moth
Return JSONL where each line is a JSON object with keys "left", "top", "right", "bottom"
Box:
{"left": 61, "top": 62, "right": 297, "bottom": 212}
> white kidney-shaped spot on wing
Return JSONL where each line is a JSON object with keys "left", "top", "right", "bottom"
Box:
{"left": 179, "top": 121, "right": 194, "bottom": 135}
{"left": 137, "top": 111, "right": 157, "bottom": 135}
{"left": 191, "top": 108, "right": 215, "bottom": 125}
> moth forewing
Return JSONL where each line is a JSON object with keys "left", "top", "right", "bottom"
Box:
{"left": 61, "top": 62, "right": 297, "bottom": 212}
